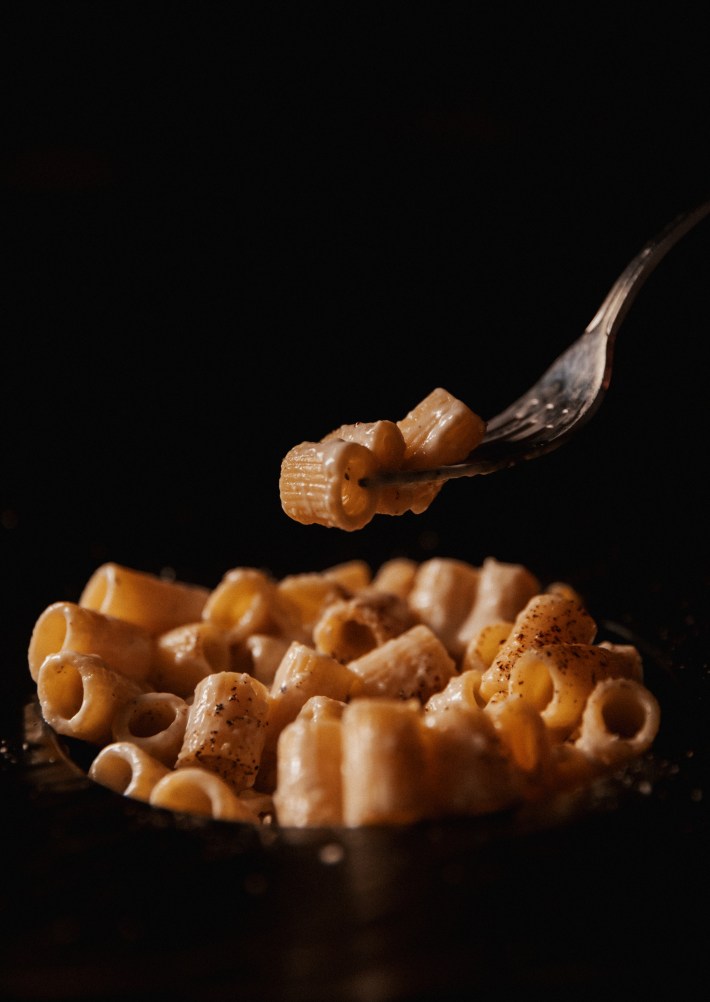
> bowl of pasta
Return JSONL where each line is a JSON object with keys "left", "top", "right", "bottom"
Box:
{"left": 5, "top": 387, "right": 707, "bottom": 1001}
{"left": 11, "top": 552, "right": 703, "bottom": 1000}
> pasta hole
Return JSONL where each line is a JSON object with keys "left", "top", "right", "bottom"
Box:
{"left": 128, "top": 704, "right": 178, "bottom": 738}
{"left": 516, "top": 661, "right": 554, "bottom": 711}
{"left": 97, "top": 752, "right": 133, "bottom": 794}
{"left": 511, "top": 721, "right": 542, "bottom": 772}
{"left": 339, "top": 621, "right": 377, "bottom": 662}
{"left": 341, "top": 456, "right": 375, "bottom": 520}
{"left": 31, "top": 606, "right": 70, "bottom": 673}
{"left": 157, "top": 779, "right": 214, "bottom": 817}
{"left": 43, "top": 662, "right": 84, "bottom": 719}
{"left": 203, "top": 634, "right": 229, "bottom": 671}
{"left": 601, "top": 690, "right": 645, "bottom": 739}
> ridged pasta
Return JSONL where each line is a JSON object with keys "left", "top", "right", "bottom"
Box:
{"left": 29, "top": 554, "right": 662, "bottom": 829}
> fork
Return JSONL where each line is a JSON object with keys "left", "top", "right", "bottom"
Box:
{"left": 369, "top": 199, "right": 710, "bottom": 488}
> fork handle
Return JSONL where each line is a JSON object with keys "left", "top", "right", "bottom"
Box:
{"left": 586, "top": 199, "right": 710, "bottom": 342}
{"left": 364, "top": 199, "right": 710, "bottom": 490}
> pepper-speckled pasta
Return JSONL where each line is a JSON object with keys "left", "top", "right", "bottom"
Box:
{"left": 479, "top": 593, "right": 598, "bottom": 701}
{"left": 29, "top": 553, "right": 662, "bottom": 829}
{"left": 279, "top": 387, "right": 487, "bottom": 528}
{"left": 175, "top": 671, "right": 271, "bottom": 791}
{"left": 37, "top": 651, "right": 146, "bottom": 745}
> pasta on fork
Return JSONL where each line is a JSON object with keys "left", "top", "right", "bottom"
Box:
{"left": 279, "top": 387, "right": 486, "bottom": 530}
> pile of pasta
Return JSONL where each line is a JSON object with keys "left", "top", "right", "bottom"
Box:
{"left": 27, "top": 557, "right": 661, "bottom": 828}
{"left": 279, "top": 387, "right": 486, "bottom": 530}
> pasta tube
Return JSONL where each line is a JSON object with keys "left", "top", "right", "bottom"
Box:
{"left": 279, "top": 439, "right": 381, "bottom": 531}
{"left": 231, "top": 633, "right": 292, "bottom": 687}
{"left": 480, "top": 593, "right": 597, "bottom": 701}
{"left": 375, "top": 481, "right": 443, "bottom": 518}
{"left": 424, "top": 669, "right": 485, "bottom": 714}
{"left": 273, "top": 696, "right": 345, "bottom": 827}
{"left": 321, "top": 419, "right": 406, "bottom": 470}
{"left": 312, "top": 588, "right": 416, "bottom": 663}
{"left": 347, "top": 624, "right": 457, "bottom": 702}
{"left": 37, "top": 651, "right": 145, "bottom": 745}
{"left": 28, "top": 601, "right": 154, "bottom": 683}
{"left": 153, "top": 621, "right": 231, "bottom": 697}
{"left": 89, "top": 741, "right": 171, "bottom": 802}
{"left": 461, "top": 621, "right": 513, "bottom": 674}
{"left": 484, "top": 697, "right": 552, "bottom": 778}
{"left": 111, "top": 692, "right": 189, "bottom": 767}
{"left": 259, "top": 642, "right": 362, "bottom": 792}
{"left": 370, "top": 557, "right": 418, "bottom": 599}
{"left": 201, "top": 567, "right": 302, "bottom": 644}
{"left": 267, "top": 642, "right": 362, "bottom": 740}
{"left": 176, "top": 671, "right": 271, "bottom": 791}
{"left": 341, "top": 698, "right": 430, "bottom": 826}
{"left": 508, "top": 642, "right": 644, "bottom": 737}
{"left": 455, "top": 556, "right": 540, "bottom": 652}
{"left": 322, "top": 559, "right": 372, "bottom": 592}
{"left": 574, "top": 677, "right": 661, "bottom": 765}
{"left": 396, "top": 387, "right": 486, "bottom": 471}
{"left": 149, "top": 767, "right": 261, "bottom": 822}
{"left": 407, "top": 557, "right": 480, "bottom": 658}
{"left": 276, "top": 572, "right": 350, "bottom": 637}
{"left": 424, "top": 704, "right": 523, "bottom": 817}
{"left": 79, "top": 562, "right": 210, "bottom": 635}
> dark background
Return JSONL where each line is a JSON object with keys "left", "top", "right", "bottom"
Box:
{"left": 1, "top": 6, "right": 709, "bottom": 999}
{"left": 2, "top": 6, "right": 709, "bottom": 679}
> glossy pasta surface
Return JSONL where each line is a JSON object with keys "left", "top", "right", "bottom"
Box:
{"left": 28, "top": 557, "right": 662, "bottom": 829}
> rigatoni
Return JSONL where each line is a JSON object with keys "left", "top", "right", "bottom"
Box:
{"left": 508, "top": 642, "right": 644, "bottom": 738}
{"left": 79, "top": 562, "right": 210, "bottom": 635}
{"left": 407, "top": 557, "right": 480, "bottom": 659}
{"left": 312, "top": 588, "right": 417, "bottom": 663}
{"left": 279, "top": 439, "right": 381, "bottom": 531}
{"left": 455, "top": 556, "right": 540, "bottom": 653}
{"left": 278, "top": 387, "right": 487, "bottom": 527}
{"left": 423, "top": 703, "right": 523, "bottom": 817}
{"left": 89, "top": 742, "right": 171, "bottom": 802}
{"left": 37, "top": 651, "right": 145, "bottom": 745}
{"left": 273, "top": 696, "right": 346, "bottom": 827}
{"left": 153, "top": 621, "right": 231, "bottom": 697}
{"left": 574, "top": 677, "right": 660, "bottom": 765}
{"left": 111, "top": 692, "right": 189, "bottom": 767}
{"left": 479, "top": 593, "right": 597, "bottom": 701}
{"left": 176, "top": 671, "right": 271, "bottom": 792}
{"left": 28, "top": 601, "right": 153, "bottom": 683}
{"left": 397, "top": 387, "right": 486, "bottom": 471}
{"left": 341, "top": 698, "right": 430, "bottom": 826}
{"left": 30, "top": 554, "right": 663, "bottom": 829}
{"left": 347, "top": 624, "right": 456, "bottom": 702}
{"left": 149, "top": 767, "right": 262, "bottom": 822}
{"left": 202, "top": 567, "right": 301, "bottom": 644}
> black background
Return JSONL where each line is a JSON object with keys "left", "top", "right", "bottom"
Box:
{"left": 1, "top": 6, "right": 709, "bottom": 1000}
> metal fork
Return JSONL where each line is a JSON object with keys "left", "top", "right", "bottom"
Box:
{"left": 370, "top": 199, "right": 710, "bottom": 488}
